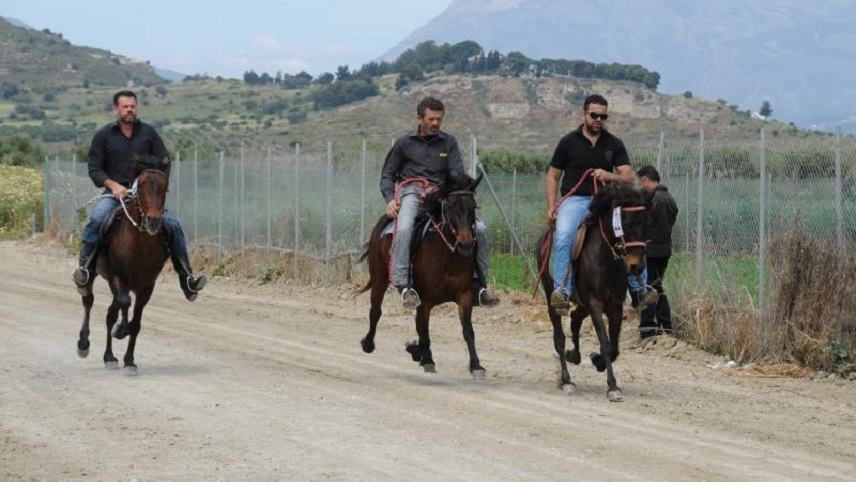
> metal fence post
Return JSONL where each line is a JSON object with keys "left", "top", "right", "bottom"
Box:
{"left": 325, "top": 142, "right": 333, "bottom": 280}
{"left": 42, "top": 157, "right": 50, "bottom": 232}
{"left": 267, "top": 147, "right": 272, "bottom": 251}
{"left": 360, "top": 140, "right": 367, "bottom": 244}
{"left": 293, "top": 143, "right": 301, "bottom": 280}
{"left": 835, "top": 127, "right": 844, "bottom": 254}
{"left": 509, "top": 168, "right": 517, "bottom": 254}
{"left": 234, "top": 157, "right": 239, "bottom": 252}
{"left": 239, "top": 146, "right": 245, "bottom": 250}
{"left": 656, "top": 131, "right": 665, "bottom": 173}
{"left": 469, "top": 135, "right": 479, "bottom": 177}
{"left": 758, "top": 129, "right": 767, "bottom": 337}
{"left": 193, "top": 149, "right": 198, "bottom": 246}
{"left": 694, "top": 130, "right": 706, "bottom": 292}
{"left": 218, "top": 151, "right": 224, "bottom": 262}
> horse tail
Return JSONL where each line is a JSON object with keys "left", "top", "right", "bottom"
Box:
{"left": 533, "top": 228, "right": 553, "bottom": 298}
{"left": 353, "top": 215, "right": 392, "bottom": 298}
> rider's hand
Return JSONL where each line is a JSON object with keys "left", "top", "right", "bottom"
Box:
{"left": 108, "top": 183, "right": 128, "bottom": 200}
{"left": 592, "top": 169, "right": 613, "bottom": 183}
{"left": 386, "top": 199, "right": 400, "bottom": 219}
{"left": 546, "top": 206, "right": 557, "bottom": 222}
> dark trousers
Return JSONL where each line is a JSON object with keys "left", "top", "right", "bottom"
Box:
{"left": 640, "top": 256, "right": 672, "bottom": 331}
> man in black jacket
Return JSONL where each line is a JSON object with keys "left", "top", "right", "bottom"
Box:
{"left": 71, "top": 90, "right": 206, "bottom": 301}
{"left": 636, "top": 166, "right": 679, "bottom": 337}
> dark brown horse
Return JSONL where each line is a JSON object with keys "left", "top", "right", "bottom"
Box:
{"left": 536, "top": 184, "right": 651, "bottom": 400}
{"left": 358, "top": 176, "right": 486, "bottom": 377}
{"left": 76, "top": 155, "right": 170, "bottom": 374}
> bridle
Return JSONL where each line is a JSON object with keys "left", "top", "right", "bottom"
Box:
{"left": 433, "top": 189, "right": 476, "bottom": 253}
{"left": 599, "top": 204, "right": 647, "bottom": 261}
{"left": 120, "top": 169, "right": 167, "bottom": 233}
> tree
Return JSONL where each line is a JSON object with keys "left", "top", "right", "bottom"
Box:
{"left": 683, "top": 91, "right": 693, "bottom": 99}
{"left": 243, "top": 70, "right": 260, "bottom": 85}
{"left": 336, "top": 65, "right": 351, "bottom": 82}
{"left": 316, "top": 72, "right": 334, "bottom": 85}
{"left": 760, "top": 101, "right": 773, "bottom": 117}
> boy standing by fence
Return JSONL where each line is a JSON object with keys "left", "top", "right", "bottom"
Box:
{"left": 635, "top": 165, "right": 679, "bottom": 338}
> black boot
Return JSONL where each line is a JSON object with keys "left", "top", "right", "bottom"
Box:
{"left": 72, "top": 242, "right": 97, "bottom": 295}
{"left": 171, "top": 250, "right": 206, "bottom": 302}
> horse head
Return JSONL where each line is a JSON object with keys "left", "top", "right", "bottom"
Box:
{"left": 588, "top": 183, "right": 651, "bottom": 275}
{"left": 425, "top": 174, "right": 482, "bottom": 256}
{"left": 131, "top": 154, "right": 171, "bottom": 236}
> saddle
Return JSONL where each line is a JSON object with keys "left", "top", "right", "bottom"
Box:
{"left": 571, "top": 216, "right": 599, "bottom": 262}
{"left": 99, "top": 206, "right": 125, "bottom": 239}
{"left": 381, "top": 216, "right": 435, "bottom": 243}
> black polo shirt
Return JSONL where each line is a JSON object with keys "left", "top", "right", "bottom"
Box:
{"left": 550, "top": 126, "right": 629, "bottom": 196}
{"left": 87, "top": 120, "right": 168, "bottom": 188}
{"left": 380, "top": 127, "right": 467, "bottom": 203}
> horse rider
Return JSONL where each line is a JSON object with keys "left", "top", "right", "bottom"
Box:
{"left": 381, "top": 96, "right": 500, "bottom": 309}
{"left": 545, "top": 94, "right": 656, "bottom": 314}
{"left": 71, "top": 90, "right": 207, "bottom": 301}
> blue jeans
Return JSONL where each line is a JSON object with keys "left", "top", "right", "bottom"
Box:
{"left": 551, "top": 195, "right": 592, "bottom": 294}
{"left": 551, "top": 195, "right": 647, "bottom": 295}
{"left": 82, "top": 195, "right": 188, "bottom": 262}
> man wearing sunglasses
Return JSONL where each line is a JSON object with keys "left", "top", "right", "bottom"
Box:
{"left": 544, "top": 94, "right": 653, "bottom": 314}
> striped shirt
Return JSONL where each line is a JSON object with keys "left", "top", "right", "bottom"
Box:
{"left": 380, "top": 128, "right": 468, "bottom": 203}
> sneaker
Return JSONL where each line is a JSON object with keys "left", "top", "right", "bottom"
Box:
{"left": 181, "top": 274, "right": 207, "bottom": 302}
{"left": 476, "top": 287, "right": 501, "bottom": 307}
{"left": 639, "top": 326, "right": 660, "bottom": 340}
{"left": 640, "top": 287, "right": 659, "bottom": 307}
{"left": 550, "top": 289, "right": 571, "bottom": 316}
{"left": 400, "top": 287, "right": 421, "bottom": 309}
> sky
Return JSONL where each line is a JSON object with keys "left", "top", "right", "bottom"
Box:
{"left": 2, "top": 0, "right": 454, "bottom": 77}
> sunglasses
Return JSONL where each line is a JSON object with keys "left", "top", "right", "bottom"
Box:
{"left": 587, "top": 112, "right": 609, "bottom": 121}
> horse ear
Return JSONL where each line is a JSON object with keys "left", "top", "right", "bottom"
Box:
{"left": 160, "top": 157, "right": 172, "bottom": 172}
{"left": 469, "top": 174, "right": 483, "bottom": 192}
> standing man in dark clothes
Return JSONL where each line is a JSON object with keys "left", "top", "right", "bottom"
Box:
{"left": 381, "top": 96, "right": 499, "bottom": 309}
{"left": 71, "top": 90, "right": 206, "bottom": 301}
{"left": 636, "top": 165, "right": 679, "bottom": 337}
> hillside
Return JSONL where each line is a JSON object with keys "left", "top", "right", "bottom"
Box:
{"left": 0, "top": 70, "right": 801, "bottom": 160}
{"left": 382, "top": 0, "right": 856, "bottom": 133}
{"left": 0, "top": 16, "right": 165, "bottom": 90}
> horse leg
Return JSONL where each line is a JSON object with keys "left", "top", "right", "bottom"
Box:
{"left": 565, "top": 307, "right": 587, "bottom": 366}
{"left": 77, "top": 284, "right": 94, "bottom": 358}
{"left": 103, "top": 297, "right": 119, "bottom": 368}
{"left": 606, "top": 302, "right": 622, "bottom": 364}
{"left": 587, "top": 301, "right": 622, "bottom": 401}
{"left": 405, "top": 303, "right": 435, "bottom": 372}
{"left": 111, "top": 283, "right": 132, "bottom": 340}
{"left": 123, "top": 287, "right": 152, "bottom": 375}
{"left": 457, "top": 291, "right": 485, "bottom": 379}
{"left": 361, "top": 278, "right": 387, "bottom": 354}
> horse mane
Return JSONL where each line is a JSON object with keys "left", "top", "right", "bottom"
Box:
{"left": 132, "top": 153, "right": 170, "bottom": 177}
{"left": 588, "top": 183, "right": 648, "bottom": 218}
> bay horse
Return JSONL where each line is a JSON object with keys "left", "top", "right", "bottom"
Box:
{"left": 76, "top": 154, "right": 171, "bottom": 374}
{"left": 358, "top": 175, "right": 486, "bottom": 377}
{"left": 536, "top": 183, "right": 651, "bottom": 400}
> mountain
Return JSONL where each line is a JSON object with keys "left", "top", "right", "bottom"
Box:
{"left": 382, "top": 0, "right": 856, "bottom": 132}
{"left": 0, "top": 16, "right": 166, "bottom": 89}
{"left": 153, "top": 66, "right": 187, "bottom": 84}
{"left": 5, "top": 17, "right": 31, "bottom": 29}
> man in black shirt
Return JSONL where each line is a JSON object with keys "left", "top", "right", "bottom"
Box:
{"left": 544, "top": 94, "right": 644, "bottom": 314}
{"left": 72, "top": 90, "right": 206, "bottom": 301}
{"left": 635, "top": 165, "right": 679, "bottom": 337}
{"left": 381, "top": 96, "right": 499, "bottom": 309}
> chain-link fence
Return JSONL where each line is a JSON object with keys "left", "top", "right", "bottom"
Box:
{"left": 44, "top": 128, "right": 856, "bottom": 300}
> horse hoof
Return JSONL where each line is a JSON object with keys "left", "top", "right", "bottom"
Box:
{"left": 405, "top": 341, "right": 421, "bottom": 362}
{"left": 565, "top": 350, "right": 581, "bottom": 365}
{"left": 123, "top": 365, "right": 138, "bottom": 376}
{"left": 112, "top": 324, "right": 128, "bottom": 340}
{"left": 104, "top": 361, "right": 119, "bottom": 370}
{"left": 471, "top": 368, "right": 486, "bottom": 380}
{"left": 607, "top": 389, "right": 624, "bottom": 402}
{"left": 562, "top": 383, "right": 576, "bottom": 395}
{"left": 77, "top": 348, "right": 89, "bottom": 359}
{"left": 590, "top": 353, "right": 606, "bottom": 372}
{"left": 77, "top": 340, "right": 90, "bottom": 358}
{"left": 422, "top": 363, "right": 436, "bottom": 373}
{"left": 360, "top": 337, "right": 375, "bottom": 354}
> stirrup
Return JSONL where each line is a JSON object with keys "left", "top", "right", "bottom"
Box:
{"left": 400, "top": 287, "right": 421, "bottom": 309}
{"left": 550, "top": 290, "right": 572, "bottom": 316}
{"left": 477, "top": 287, "right": 500, "bottom": 307}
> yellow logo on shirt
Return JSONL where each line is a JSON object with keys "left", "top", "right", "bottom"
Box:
{"left": 439, "top": 152, "right": 448, "bottom": 157}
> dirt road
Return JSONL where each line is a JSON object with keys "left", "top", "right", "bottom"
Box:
{"left": 1, "top": 241, "right": 854, "bottom": 480}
